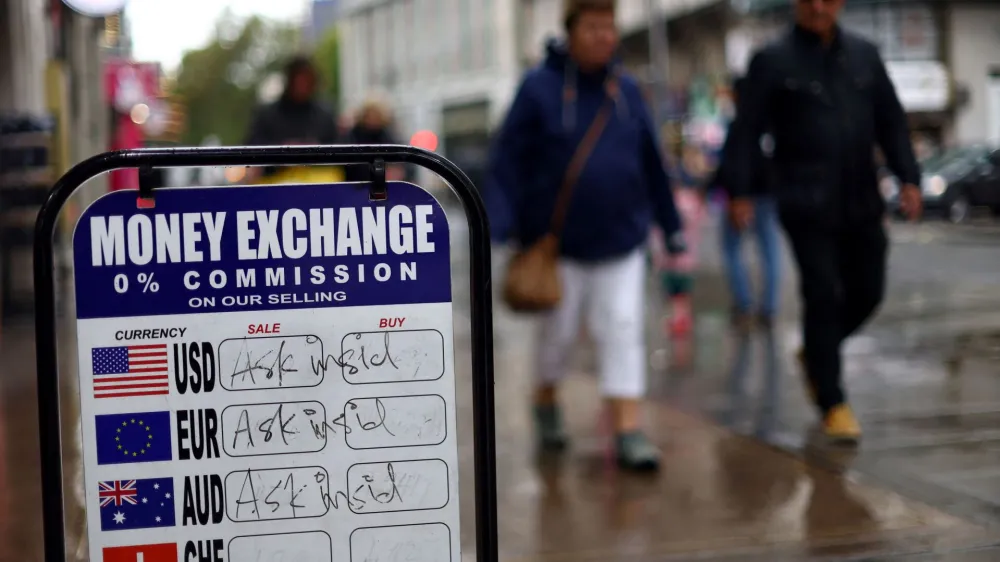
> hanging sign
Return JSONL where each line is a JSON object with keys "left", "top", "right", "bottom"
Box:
{"left": 72, "top": 181, "right": 461, "bottom": 562}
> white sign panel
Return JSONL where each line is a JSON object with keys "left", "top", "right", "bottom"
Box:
{"left": 72, "top": 182, "right": 460, "bottom": 562}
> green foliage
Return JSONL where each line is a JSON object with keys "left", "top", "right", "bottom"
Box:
{"left": 172, "top": 9, "right": 301, "bottom": 146}
{"left": 313, "top": 26, "right": 340, "bottom": 108}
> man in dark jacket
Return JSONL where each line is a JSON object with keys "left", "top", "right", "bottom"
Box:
{"left": 723, "top": 0, "right": 922, "bottom": 442}
{"left": 246, "top": 56, "right": 339, "bottom": 146}
{"left": 486, "top": 0, "right": 683, "bottom": 471}
{"left": 245, "top": 56, "right": 340, "bottom": 179}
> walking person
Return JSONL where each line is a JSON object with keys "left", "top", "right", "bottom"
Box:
{"left": 343, "top": 97, "right": 410, "bottom": 182}
{"left": 717, "top": 78, "right": 782, "bottom": 332}
{"left": 485, "top": 0, "right": 685, "bottom": 471}
{"left": 722, "top": 0, "right": 922, "bottom": 442}
{"left": 651, "top": 144, "right": 709, "bottom": 337}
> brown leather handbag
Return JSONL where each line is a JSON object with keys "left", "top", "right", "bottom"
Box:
{"left": 502, "top": 79, "right": 618, "bottom": 312}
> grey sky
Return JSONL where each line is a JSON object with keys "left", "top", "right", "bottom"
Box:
{"left": 127, "top": 0, "right": 308, "bottom": 71}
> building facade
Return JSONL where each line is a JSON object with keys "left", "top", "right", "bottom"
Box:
{"left": 729, "top": 0, "right": 1000, "bottom": 148}
{"left": 516, "top": 0, "right": 1000, "bottom": 150}
{"left": 1, "top": 0, "right": 110, "bottom": 314}
{"left": 337, "top": 0, "right": 521, "bottom": 189}
{"left": 304, "top": 0, "right": 342, "bottom": 45}
{"left": 946, "top": 3, "right": 1000, "bottom": 146}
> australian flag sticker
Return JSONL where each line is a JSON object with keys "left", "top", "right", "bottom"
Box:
{"left": 98, "top": 477, "right": 175, "bottom": 532}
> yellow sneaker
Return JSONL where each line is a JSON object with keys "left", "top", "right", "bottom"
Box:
{"left": 824, "top": 404, "right": 861, "bottom": 443}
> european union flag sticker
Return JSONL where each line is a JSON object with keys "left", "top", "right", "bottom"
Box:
{"left": 95, "top": 411, "right": 172, "bottom": 465}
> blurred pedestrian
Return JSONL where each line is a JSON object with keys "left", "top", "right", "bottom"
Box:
{"left": 723, "top": 0, "right": 922, "bottom": 442}
{"left": 245, "top": 55, "right": 339, "bottom": 147}
{"left": 244, "top": 55, "right": 341, "bottom": 182}
{"left": 651, "top": 144, "right": 708, "bottom": 337}
{"left": 716, "top": 77, "right": 782, "bottom": 332}
{"left": 485, "top": 0, "right": 684, "bottom": 471}
{"left": 344, "top": 97, "right": 408, "bottom": 182}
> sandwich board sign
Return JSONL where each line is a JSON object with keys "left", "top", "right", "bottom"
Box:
{"left": 33, "top": 146, "right": 498, "bottom": 562}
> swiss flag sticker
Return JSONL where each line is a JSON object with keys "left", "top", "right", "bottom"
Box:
{"left": 103, "top": 543, "right": 177, "bottom": 562}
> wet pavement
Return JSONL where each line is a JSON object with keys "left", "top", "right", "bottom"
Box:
{"left": 3, "top": 213, "right": 1000, "bottom": 561}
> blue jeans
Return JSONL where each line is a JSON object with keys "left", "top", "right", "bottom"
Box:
{"left": 721, "top": 197, "right": 781, "bottom": 317}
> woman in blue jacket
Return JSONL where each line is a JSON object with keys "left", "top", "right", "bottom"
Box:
{"left": 485, "top": 0, "right": 684, "bottom": 472}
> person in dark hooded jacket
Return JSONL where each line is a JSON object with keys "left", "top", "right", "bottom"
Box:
{"left": 244, "top": 56, "right": 340, "bottom": 180}
{"left": 485, "top": 0, "right": 683, "bottom": 472}
{"left": 246, "top": 56, "right": 339, "bottom": 147}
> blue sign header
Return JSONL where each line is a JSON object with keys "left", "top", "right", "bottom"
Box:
{"left": 72, "top": 182, "right": 452, "bottom": 319}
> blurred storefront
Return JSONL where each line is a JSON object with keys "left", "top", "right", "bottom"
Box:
{"left": 730, "top": 0, "right": 1000, "bottom": 150}
{"left": 605, "top": 0, "right": 1000, "bottom": 155}
{"left": 103, "top": 59, "right": 162, "bottom": 190}
{"left": 946, "top": 3, "right": 1000, "bottom": 146}
{"left": 440, "top": 100, "right": 491, "bottom": 192}
{"left": 0, "top": 0, "right": 112, "bottom": 316}
{"left": 338, "top": 0, "right": 522, "bottom": 189}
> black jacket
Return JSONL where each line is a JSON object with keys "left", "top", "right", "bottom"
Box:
{"left": 245, "top": 97, "right": 339, "bottom": 146}
{"left": 244, "top": 97, "right": 340, "bottom": 178}
{"left": 722, "top": 25, "right": 920, "bottom": 226}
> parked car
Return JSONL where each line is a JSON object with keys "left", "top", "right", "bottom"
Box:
{"left": 886, "top": 144, "right": 1000, "bottom": 223}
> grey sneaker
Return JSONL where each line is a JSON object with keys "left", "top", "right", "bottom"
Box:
{"left": 534, "top": 404, "right": 569, "bottom": 451}
{"left": 616, "top": 431, "right": 661, "bottom": 471}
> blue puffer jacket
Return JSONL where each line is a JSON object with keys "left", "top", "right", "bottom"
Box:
{"left": 484, "top": 40, "right": 682, "bottom": 262}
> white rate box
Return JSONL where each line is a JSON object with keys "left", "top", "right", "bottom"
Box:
{"left": 350, "top": 523, "right": 451, "bottom": 562}
{"left": 340, "top": 329, "right": 445, "bottom": 384}
{"left": 218, "top": 334, "right": 324, "bottom": 390}
{"left": 229, "top": 531, "right": 332, "bottom": 562}
{"left": 225, "top": 466, "right": 330, "bottom": 522}
{"left": 344, "top": 395, "right": 447, "bottom": 450}
{"left": 346, "top": 459, "right": 449, "bottom": 514}
{"left": 221, "top": 401, "right": 328, "bottom": 457}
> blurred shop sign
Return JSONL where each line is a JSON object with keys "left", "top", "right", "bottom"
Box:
{"left": 62, "top": 0, "right": 126, "bottom": 17}
{"left": 886, "top": 61, "right": 950, "bottom": 113}
{"left": 104, "top": 59, "right": 161, "bottom": 109}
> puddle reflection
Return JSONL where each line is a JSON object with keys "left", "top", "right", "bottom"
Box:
{"left": 722, "top": 331, "right": 784, "bottom": 440}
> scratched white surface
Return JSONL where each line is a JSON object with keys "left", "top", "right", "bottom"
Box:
{"left": 346, "top": 459, "right": 450, "bottom": 514}
{"left": 340, "top": 329, "right": 446, "bottom": 384}
{"left": 217, "top": 334, "right": 325, "bottom": 390}
{"left": 350, "top": 522, "right": 452, "bottom": 562}
{"left": 76, "top": 302, "right": 461, "bottom": 562}
{"left": 229, "top": 530, "right": 333, "bottom": 562}
{"left": 221, "top": 400, "right": 328, "bottom": 456}
{"left": 344, "top": 395, "right": 448, "bottom": 449}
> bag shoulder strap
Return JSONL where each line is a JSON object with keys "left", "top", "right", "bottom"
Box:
{"left": 548, "top": 76, "right": 620, "bottom": 236}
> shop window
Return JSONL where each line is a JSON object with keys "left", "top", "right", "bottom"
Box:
{"left": 841, "top": 3, "right": 938, "bottom": 62}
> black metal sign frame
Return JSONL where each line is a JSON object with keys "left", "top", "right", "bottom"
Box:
{"left": 32, "top": 145, "right": 498, "bottom": 562}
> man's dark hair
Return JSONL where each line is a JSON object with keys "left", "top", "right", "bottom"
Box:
{"left": 284, "top": 55, "right": 317, "bottom": 85}
{"left": 563, "top": 0, "right": 617, "bottom": 32}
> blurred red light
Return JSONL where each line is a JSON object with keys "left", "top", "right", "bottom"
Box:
{"left": 410, "top": 130, "right": 439, "bottom": 152}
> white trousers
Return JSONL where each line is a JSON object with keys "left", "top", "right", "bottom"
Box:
{"left": 535, "top": 248, "right": 647, "bottom": 399}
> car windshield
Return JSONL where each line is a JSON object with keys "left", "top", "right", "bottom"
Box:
{"left": 922, "top": 146, "right": 990, "bottom": 175}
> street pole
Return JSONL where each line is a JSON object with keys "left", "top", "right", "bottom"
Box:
{"left": 646, "top": 0, "right": 669, "bottom": 125}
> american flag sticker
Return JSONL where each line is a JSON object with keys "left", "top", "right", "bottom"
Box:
{"left": 92, "top": 345, "right": 169, "bottom": 399}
